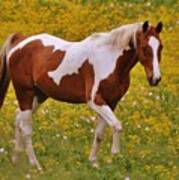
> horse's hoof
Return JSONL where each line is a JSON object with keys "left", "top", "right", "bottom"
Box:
{"left": 92, "top": 162, "right": 99, "bottom": 168}
{"left": 12, "top": 155, "right": 18, "bottom": 164}
{"left": 89, "top": 156, "right": 99, "bottom": 168}
{"left": 11, "top": 151, "right": 21, "bottom": 164}
{"left": 29, "top": 160, "right": 43, "bottom": 171}
{"left": 37, "top": 166, "right": 43, "bottom": 172}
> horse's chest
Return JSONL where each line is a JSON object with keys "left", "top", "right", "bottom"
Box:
{"left": 98, "top": 75, "right": 130, "bottom": 103}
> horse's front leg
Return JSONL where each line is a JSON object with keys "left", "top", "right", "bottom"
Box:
{"left": 89, "top": 116, "right": 107, "bottom": 167}
{"left": 109, "top": 102, "right": 121, "bottom": 155}
{"left": 88, "top": 97, "right": 122, "bottom": 161}
{"left": 111, "top": 125, "right": 121, "bottom": 154}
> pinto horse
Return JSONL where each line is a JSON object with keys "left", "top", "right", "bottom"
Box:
{"left": 0, "top": 21, "right": 163, "bottom": 170}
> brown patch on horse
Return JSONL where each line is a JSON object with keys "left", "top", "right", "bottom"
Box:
{"left": 136, "top": 30, "right": 153, "bottom": 78}
{"left": 36, "top": 58, "right": 95, "bottom": 104}
{"left": 93, "top": 94, "right": 104, "bottom": 106}
{"left": 79, "top": 60, "right": 95, "bottom": 101}
{"left": 147, "top": 27, "right": 160, "bottom": 38}
{"left": 96, "top": 49, "right": 137, "bottom": 107}
{"left": 9, "top": 40, "right": 52, "bottom": 110}
{"left": 11, "top": 33, "right": 27, "bottom": 47}
{"left": 0, "top": 33, "right": 26, "bottom": 108}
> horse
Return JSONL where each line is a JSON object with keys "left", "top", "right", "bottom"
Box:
{"left": 0, "top": 21, "right": 163, "bottom": 170}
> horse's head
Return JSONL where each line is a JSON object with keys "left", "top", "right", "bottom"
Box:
{"left": 136, "top": 21, "right": 163, "bottom": 86}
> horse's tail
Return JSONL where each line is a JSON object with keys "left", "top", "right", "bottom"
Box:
{"left": 0, "top": 34, "right": 15, "bottom": 108}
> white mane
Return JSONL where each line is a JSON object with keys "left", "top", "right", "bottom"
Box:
{"left": 89, "top": 23, "right": 142, "bottom": 49}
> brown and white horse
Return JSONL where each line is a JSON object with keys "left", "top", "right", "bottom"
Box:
{"left": 0, "top": 21, "right": 163, "bottom": 170}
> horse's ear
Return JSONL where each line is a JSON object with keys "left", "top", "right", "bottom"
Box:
{"left": 142, "top": 21, "right": 149, "bottom": 33}
{"left": 156, "top": 21, "right": 163, "bottom": 33}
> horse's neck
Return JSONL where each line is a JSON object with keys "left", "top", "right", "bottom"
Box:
{"left": 116, "top": 48, "right": 138, "bottom": 80}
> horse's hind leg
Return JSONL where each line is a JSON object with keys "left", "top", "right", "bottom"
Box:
{"left": 23, "top": 110, "right": 42, "bottom": 171}
{"left": 12, "top": 88, "right": 44, "bottom": 170}
{"left": 13, "top": 111, "right": 39, "bottom": 170}
{"left": 12, "top": 108, "right": 25, "bottom": 163}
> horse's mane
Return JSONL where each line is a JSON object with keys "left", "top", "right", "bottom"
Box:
{"left": 90, "top": 23, "right": 142, "bottom": 50}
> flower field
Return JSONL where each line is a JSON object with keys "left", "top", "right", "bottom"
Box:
{"left": 0, "top": 0, "right": 178, "bottom": 179}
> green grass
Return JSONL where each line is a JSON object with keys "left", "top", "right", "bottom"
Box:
{"left": 0, "top": 0, "right": 179, "bottom": 179}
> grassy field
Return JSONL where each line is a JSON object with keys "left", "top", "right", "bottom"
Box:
{"left": 0, "top": 0, "right": 179, "bottom": 179}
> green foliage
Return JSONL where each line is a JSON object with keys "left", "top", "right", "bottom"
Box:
{"left": 0, "top": 0, "right": 179, "bottom": 179}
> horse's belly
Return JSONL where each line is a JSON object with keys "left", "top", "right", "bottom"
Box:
{"left": 36, "top": 72, "right": 86, "bottom": 103}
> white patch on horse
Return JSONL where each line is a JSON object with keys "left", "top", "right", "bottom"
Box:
{"left": 7, "top": 33, "right": 73, "bottom": 61}
{"left": 88, "top": 101, "right": 122, "bottom": 129}
{"left": 48, "top": 40, "right": 123, "bottom": 101}
{"left": 149, "top": 36, "right": 161, "bottom": 80}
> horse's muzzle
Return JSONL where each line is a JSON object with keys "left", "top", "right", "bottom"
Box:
{"left": 148, "top": 76, "right": 161, "bottom": 86}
